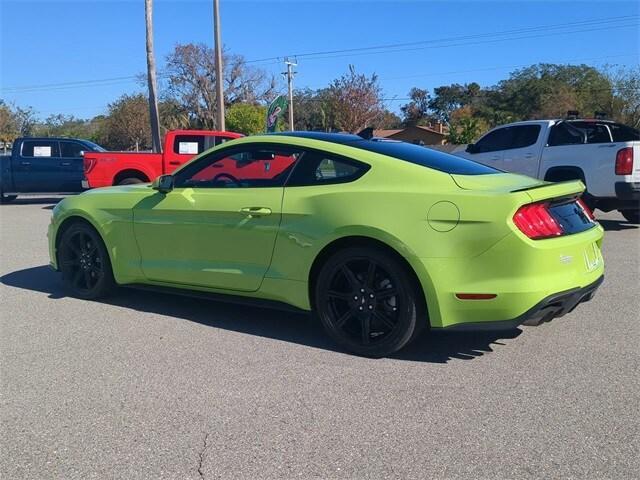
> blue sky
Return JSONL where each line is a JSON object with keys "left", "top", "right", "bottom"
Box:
{"left": 1, "top": 0, "right": 638, "bottom": 120}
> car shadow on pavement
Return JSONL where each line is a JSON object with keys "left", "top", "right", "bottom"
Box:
{"left": 598, "top": 219, "right": 638, "bottom": 231}
{"left": 1, "top": 265, "right": 522, "bottom": 363}
{"left": 1, "top": 197, "right": 64, "bottom": 207}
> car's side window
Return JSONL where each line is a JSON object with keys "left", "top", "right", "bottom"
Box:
{"left": 286, "top": 151, "right": 370, "bottom": 186}
{"left": 60, "top": 141, "right": 86, "bottom": 158}
{"left": 473, "top": 128, "right": 513, "bottom": 153}
{"left": 174, "top": 145, "right": 301, "bottom": 188}
{"left": 21, "top": 140, "right": 60, "bottom": 158}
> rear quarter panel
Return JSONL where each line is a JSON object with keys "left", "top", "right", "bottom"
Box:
{"left": 259, "top": 138, "right": 529, "bottom": 321}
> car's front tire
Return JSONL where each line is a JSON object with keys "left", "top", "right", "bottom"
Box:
{"left": 58, "top": 222, "right": 116, "bottom": 299}
{"left": 619, "top": 209, "right": 639, "bottom": 224}
{"left": 315, "top": 246, "right": 425, "bottom": 357}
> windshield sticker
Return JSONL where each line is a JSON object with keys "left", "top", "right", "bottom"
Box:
{"left": 178, "top": 142, "right": 199, "bottom": 154}
{"left": 33, "top": 146, "right": 52, "bottom": 157}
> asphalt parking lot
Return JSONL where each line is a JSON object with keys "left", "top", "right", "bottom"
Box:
{"left": 1, "top": 196, "right": 639, "bottom": 479}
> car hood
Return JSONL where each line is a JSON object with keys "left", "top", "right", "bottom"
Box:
{"left": 81, "top": 183, "right": 152, "bottom": 196}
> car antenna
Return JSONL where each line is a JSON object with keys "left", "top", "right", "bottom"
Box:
{"left": 357, "top": 127, "right": 374, "bottom": 140}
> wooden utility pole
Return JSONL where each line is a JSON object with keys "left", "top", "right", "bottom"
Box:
{"left": 284, "top": 58, "right": 297, "bottom": 131}
{"left": 145, "top": 0, "right": 162, "bottom": 153}
{"left": 213, "top": 0, "right": 225, "bottom": 130}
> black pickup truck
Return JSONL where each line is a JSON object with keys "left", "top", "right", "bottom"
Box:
{"left": 0, "top": 137, "right": 106, "bottom": 203}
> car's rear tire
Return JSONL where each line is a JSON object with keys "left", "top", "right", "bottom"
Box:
{"left": 620, "top": 209, "right": 640, "bottom": 224}
{"left": 0, "top": 192, "right": 17, "bottom": 203}
{"left": 58, "top": 222, "right": 116, "bottom": 299}
{"left": 117, "top": 177, "right": 144, "bottom": 185}
{"left": 314, "top": 246, "right": 424, "bottom": 357}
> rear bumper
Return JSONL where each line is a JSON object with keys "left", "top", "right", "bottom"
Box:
{"left": 595, "top": 182, "right": 640, "bottom": 211}
{"left": 442, "top": 275, "right": 604, "bottom": 331}
{"left": 615, "top": 181, "right": 640, "bottom": 200}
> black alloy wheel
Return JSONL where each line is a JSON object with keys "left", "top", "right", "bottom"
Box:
{"left": 315, "top": 246, "right": 424, "bottom": 357}
{"left": 59, "top": 223, "right": 115, "bottom": 299}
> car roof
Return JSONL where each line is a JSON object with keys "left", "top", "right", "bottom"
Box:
{"left": 265, "top": 131, "right": 499, "bottom": 176}
{"left": 272, "top": 131, "right": 366, "bottom": 144}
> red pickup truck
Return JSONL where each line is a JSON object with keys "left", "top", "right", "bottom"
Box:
{"left": 83, "top": 130, "right": 243, "bottom": 187}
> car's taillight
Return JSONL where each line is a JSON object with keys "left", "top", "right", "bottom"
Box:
{"left": 576, "top": 197, "right": 595, "bottom": 221}
{"left": 513, "top": 202, "right": 564, "bottom": 239}
{"left": 615, "top": 147, "right": 633, "bottom": 175}
{"left": 83, "top": 157, "right": 95, "bottom": 173}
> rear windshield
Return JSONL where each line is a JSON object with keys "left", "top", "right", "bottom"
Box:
{"left": 352, "top": 140, "right": 500, "bottom": 175}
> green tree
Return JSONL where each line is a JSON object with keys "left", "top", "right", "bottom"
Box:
{"left": 225, "top": 103, "right": 267, "bottom": 135}
{"left": 492, "top": 64, "right": 613, "bottom": 120}
{"left": 98, "top": 94, "right": 151, "bottom": 150}
{"left": 400, "top": 88, "right": 432, "bottom": 126}
{"left": 428, "top": 83, "right": 481, "bottom": 123}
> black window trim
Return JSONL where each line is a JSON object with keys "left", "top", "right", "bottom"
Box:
{"left": 20, "top": 139, "right": 61, "bottom": 159}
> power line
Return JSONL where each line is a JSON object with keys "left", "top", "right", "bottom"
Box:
{"left": 282, "top": 23, "right": 639, "bottom": 63}
{"left": 243, "top": 14, "right": 639, "bottom": 64}
{"left": 2, "top": 15, "right": 637, "bottom": 94}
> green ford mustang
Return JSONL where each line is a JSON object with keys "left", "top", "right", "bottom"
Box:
{"left": 48, "top": 132, "right": 604, "bottom": 357}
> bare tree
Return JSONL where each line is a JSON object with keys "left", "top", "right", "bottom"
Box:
{"left": 145, "top": 0, "right": 162, "bottom": 153}
{"left": 163, "top": 43, "right": 276, "bottom": 129}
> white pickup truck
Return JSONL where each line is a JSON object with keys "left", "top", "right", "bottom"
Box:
{"left": 455, "top": 119, "right": 640, "bottom": 223}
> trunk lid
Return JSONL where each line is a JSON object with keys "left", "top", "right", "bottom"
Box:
{"left": 451, "top": 173, "right": 584, "bottom": 201}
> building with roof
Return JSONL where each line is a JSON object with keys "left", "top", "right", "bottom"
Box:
{"left": 373, "top": 124, "right": 448, "bottom": 146}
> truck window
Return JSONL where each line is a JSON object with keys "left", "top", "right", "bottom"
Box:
{"left": 566, "top": 121, "right": 612, "bottom": 144}
{"left": 173, "top": 135, "right": 218, "bottom": 155}
{"left": 21, "top": 140, "right": 60, "bottom": 158}
{"left": 609, "top": 123, "right": 640, "bottom": 142}
{"left": 60, "top": 141, "right": 86, "bottom": 158}
{"left": 508, "top": 125, "right": 541, "bottom": 149}
{"left": 474, "top": 127, "right": 513, "bottom": 153}
{"left": 548, "top": 123, "right": 584, "bottom": 146}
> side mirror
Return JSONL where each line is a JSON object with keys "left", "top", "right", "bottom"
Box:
{"left": 152, "top": 174, "right": 174, "bottom": 193}
{"left": 465, "top": 143, "right": 478, "bottom": 154}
